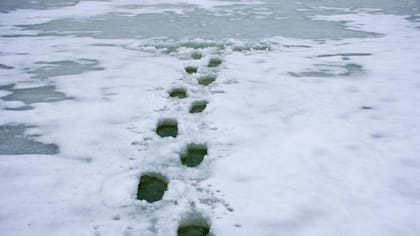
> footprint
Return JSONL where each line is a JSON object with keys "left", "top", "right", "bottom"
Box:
{"left": 177, "top": 225, "right": 210, "bottom": 236}
{"left": 197, "top": 76, "right": 216, "bottom": 86}
{"left": 180, "top": 144, "right": 208, "bottom": 167}
{"left": 137, "top": 174, "right": 168, "bottom": 203}
{"left": 208, "top": 58, "right": 222, "bottom": 68}
{"left": 169, "top": 88, "right": 188, "bottom": 99}
{"left": 156, "top": 119, "right": 178, "bottom": 138}
{"left": 185, "top": 66, "right": 198, "bottom": 74}
{"left": 191, "top": 52, "right": 202, "bottom": 60}
{"left": 189, "top": 101, "right": 208, "bottom": 113}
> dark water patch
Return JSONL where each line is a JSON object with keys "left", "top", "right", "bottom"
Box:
{"left": 5, "top": 105, "right": 33, "bottom": 111}
{"left": 289, "top": 71, "right": 336, "bottom": 78}
{"left": 91, "top": 43, "right": 118, "bottom": 47}
{"left": 189, "top": 101, "right": 208, "bottom": 113}
{"left": 141, "top": 41, "right": 224, "bottom": 54}
{"left": 136, "top": 174, "right": 168, "bottom": 203}
{"left": 1, "top": 85, "right": 70, "bottom": 104}
{"left": 289, "top": 63, "right": 363, "bottom": 78}
{"left": 233, "top": 44, "right": 271, "bottom": 52}
{"left": 316, "top": 53, "right": 372, "bottom": 58}
{"left": 0, "top": 64, "right": 14, "bottom": 70}
{"left": 283, "top": 44, "right": 312, "bottom": 48}
{"left": 208, "top": 58, "right": 222, "bottom": 68}
{"left": 191, "top": 52, "right": 203, "bottom": 60}
{"left": 180, "top": 144, "right": 207, "bottom": 167}
{"left": 406, "top": 15, "right": 420, "bottom": 23}
{"left": 0, "top": 84, "right": 14, "bottom": 90}
{"left": 0, "top": 125, "right": 59, "bottom": 155}
{"left": 180, "top": 41, "right": 225, "bottom": 50}
{"left": 198, "top": 76, "right": 216, "bottom": 86}
{"left": 0, "top": 0, "right": 79, "bottom": 13}
{"left": 185, "top": 66, "right": 198, "bottom": 74}
{"left": 169, "top": 88, "right": 188, "bottom": 99}
{"left": 30, "top": 59, "right": 104, "bottom": 79}
{"left": 156, "top": 119, "right": 178, "bottom": 138}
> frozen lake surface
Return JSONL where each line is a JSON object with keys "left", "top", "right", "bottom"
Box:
{"left": 1, "top": 0, "right": 420, "bottom": 235}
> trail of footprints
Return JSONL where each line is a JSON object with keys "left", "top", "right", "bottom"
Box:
{"left": 136, "top": 51, "right": 222, "bottom": 235}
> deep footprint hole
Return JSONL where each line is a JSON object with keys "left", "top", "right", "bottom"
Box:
{"left": 208, "top": 58, "right": 222, "bottom": 68}
{"left": 185, "top": 66, "right": 198, "bottom": 74}
{"left": 178, "top": 215, "right": 210, "bottom": 236}
{"left": 136, "top": 174, "right": 168, "bottom": 203}
{"left": 191, "top": 52, "right": 202, "bottom": 60}
{"left": 169, "top": 87, "right": 188, "bottom": 99}
{"left": 180, "top": 144, "right": 207, "bottom": 167}
{"left": 198, "top": 76, "right": 216, "bottom": 86}
{"left": 189, "top": 100, "right": 208, "bottom": 113}
{"left": 178, "top": 225, "right": 210, "bottom": 236}
{"left": 156, "top": 119, "right": 178, "bottom": 138}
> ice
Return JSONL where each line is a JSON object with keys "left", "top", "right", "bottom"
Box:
{"left": 29, "top": 59, "right": 104, "bottom": 79}
{"left": 0, "top": 125, "right": 59, "bottom": 155}
{"left": 1, "top": 85, "right": 70, "bottom": 105}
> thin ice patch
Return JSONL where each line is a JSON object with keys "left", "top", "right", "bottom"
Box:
{"left": 0, "top": 125, "right": 59, "bottom": 155}
{"left": 1, "top": 85, "right": 70, "bottom": 104}
{"left": 289, "top": 63, "right": 363, "bottom": 77}
{"left": 0, "top": 64, "right": 14, "bottom": 69}
{"left": 29, "top": 59, "right": 104, "bottom": 79}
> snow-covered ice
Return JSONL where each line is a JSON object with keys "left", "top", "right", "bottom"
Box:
{"left": 0, "top": 0, "right": 420, "bottom": 235}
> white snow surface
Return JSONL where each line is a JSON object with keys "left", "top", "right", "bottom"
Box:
{"left": 1, "top": 2, "right": 420, "bottom": 236}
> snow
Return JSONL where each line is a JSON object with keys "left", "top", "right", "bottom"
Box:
{"left": 1, "top": 1, "right": 420, "bottom": 236}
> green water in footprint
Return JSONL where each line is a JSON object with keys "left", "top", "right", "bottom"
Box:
{"left": 198, "top": 76, "right": 215, "bottom": 86}
{"left": 169, "top": 88, "right": 187, "bottom": 98}
{"left": 191, "top": 52, "right": 202, "bottom": 60}
{"left": 137, "top": 174, "right": 168, "bottom": 203}
{"left": 189, "top": 101, "right": 207, "bottom": 113}
{"left": 208, "top": 58, "right": 222, "bottom": 67}
{"left": 185, "top": 66, "right": 198, "bottom": 74}
{"left": 156, "top": 119, "right": 178, "bottom": 138}
{"left": 180, "top": 144, "right": 207, "bottom": 167}
{"left": 178, "top": 225, "right": 210, "bottom": 236}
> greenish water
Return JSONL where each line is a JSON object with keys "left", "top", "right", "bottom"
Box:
{"left": 180, "top": 144, "right": 208, "bottom": 167}
{"left": 136, "top": 174, "right": 168, "bottom": 203}
{"left": 191, "top": 52, "right": 202, "bottom": 60}
{"left": 198, "top": 76, "right": 216, "bottom": 86}
{"left": 207, "top": 58, "right": 222, "bottom": 68}
{"left": 156, "top": 119, "right": 178, "bottom": 138}
{"left": 185, "top": 66, "right": 198, "bottom": 74}
{"left": 177, "top": 225, "right": 210, "bottom": 236}
{"left": 189, "top": 101, "right": 208, "bottom": 113}
{"left": 169, "top": 88, "right": 188, "bottom": 99}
